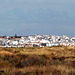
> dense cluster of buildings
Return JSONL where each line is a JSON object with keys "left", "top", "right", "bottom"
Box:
{"left": 0, "top": 34, "right": 75, "bottom": 47}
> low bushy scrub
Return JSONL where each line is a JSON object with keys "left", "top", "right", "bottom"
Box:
{"left": 26, "top": 55, "right": 47, "bottom": 67}
{"left": 0, "top": 47, "right": 75, "bottom": 75}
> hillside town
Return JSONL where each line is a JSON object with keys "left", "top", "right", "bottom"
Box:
{"left": 0, "top": 34, "right": 75, "bottom": 47}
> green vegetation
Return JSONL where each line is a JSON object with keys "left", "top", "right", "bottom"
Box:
{"left": 0, "top": 46, "right": 75, "bottom": 75}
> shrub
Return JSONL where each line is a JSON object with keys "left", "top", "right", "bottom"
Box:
{"left": 15, "top": 71, "right": 22, "bottom": 75}
{"left": 59, "top": 57, "right": 65, "bottom": 61}
{"left": 37, "top": 57, "right": 47, "bottom": 66}
{"left": 26, "top": 55, "right": 47, "bottom": 66}
{"left": 0, "top": 60, "right": 10, "bottom": 68}
{"left": 27, "top": 55, "right": 38, "bottom": 66}
{"left": 53, "top": 70, "right": 61, "bottom": 75}
{"left": 15, "top": 60, "right": 27, "bottom": 68}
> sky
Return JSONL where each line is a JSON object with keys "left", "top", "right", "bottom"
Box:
{"left": 0, "top": 0, "right": 75, "bottom": 37}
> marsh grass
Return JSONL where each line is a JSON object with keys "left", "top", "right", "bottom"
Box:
{"left": 0, "top": 46, "right": 75, "bottom": 75}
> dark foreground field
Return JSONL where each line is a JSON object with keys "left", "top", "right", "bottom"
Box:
{"left": 0, "top": 46, "right": 75, "bottom": 75}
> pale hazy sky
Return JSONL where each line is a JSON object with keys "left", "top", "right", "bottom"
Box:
{"left": 0, "top": 0, "right": 75, "bottom": 36}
